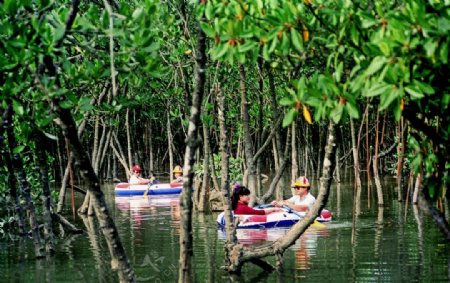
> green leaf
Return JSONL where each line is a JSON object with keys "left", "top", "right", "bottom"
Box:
{"left": 79, "top": 96, "right": 94, "bottom": 112}
{"left": 238, "top": 41, "right": 257, "bottom": 53}
{"left": 380, "top": 87, "right": 400, "bottom": 110}
{"left": 13, "top": 145, "right": 25, "bottom": 154}
{"left": 364, "top": 82, "right": 392, "bottom": 97}
{"left": 212, "top": 43, "right": 229, "bottom": 60}
{"left": 132, "top": 7, "right": 144, "bottom": 20}
{"left": 330, "top": 104, "right": 344, "bottom": 124}
{"left": 334, "top": 61, "right": 343, "bottom": 83}
{"left": 12, "top": 99, "right": 24, "bottom": 116}
{"left": 282, "top": 108, "right": 298, "bottom": 127}
{"left": 205, "top": 1, "right": 213, "bottom": 20}
{"left": 345, "top": 101, "right": 360, "bottom": 119}
{"left": 290, "top": 28, "right": 303, "bottom": 52}
{"left": 262, "top": 43, "right": 270, "bottom": 61}
{"left": 200, "top": 22, "right": 215, "bottom": 38}
{"left": 405, "top": 85, "right": 424, "bottom": 100}
{"left": 414, "top": 80, "right": 434, "bottom": 95}
{"left": 279, "top": 97, "right": 293, "bottom": 106}
{"left": 364, "top": 56, "right": 387, "bottom": 77}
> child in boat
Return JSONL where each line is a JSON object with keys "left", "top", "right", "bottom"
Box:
{"left": 271, "top": 176, "right": 316, "bottom": 212}
{"left": 170, "top": 165, "right": 183, "bottom": 185}
{"left": 232, "top": 183, "right": 280, "bottom": 215}
{"left": 129, "top": 165, "right": 154, "bottom": 185}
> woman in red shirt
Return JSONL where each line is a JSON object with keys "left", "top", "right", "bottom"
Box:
{"left": 232, "top": 184, "right": 280, "bottom": 215}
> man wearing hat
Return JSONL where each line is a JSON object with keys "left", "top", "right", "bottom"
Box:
{"left": 129, "top": 165, "right": 155, "bottom": 185}
{"left": 271, "top": 176, "right": 316, "bottom": 212}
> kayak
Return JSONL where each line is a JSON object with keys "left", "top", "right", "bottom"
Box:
{"left": 216, "top": 208, "right": 332, "bottom": 229}
{"left": 114, "top": 182, "right": 182, "bottom": 196}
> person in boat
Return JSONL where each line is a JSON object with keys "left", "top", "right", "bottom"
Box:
{"left": 232, "top": 183, "right": 280, "bottom": 215}
{"left": 170, "top": 165, "right": 183, "bottom": 185}
{"left": 271, "top": 176, "right": 315, "bottom": 212}
{"left": 129, "top": 165, "right": 155, "bottom": 185}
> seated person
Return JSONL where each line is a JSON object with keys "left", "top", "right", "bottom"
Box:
{"left": 129, "top": 165, "right": 154, "bottom": 185}
{"left": 170, "top": 165, "right": 183, "bottom": 185}
{"left": 271, "top": 176, "right": 315, "bottom": 212}
{"left": 232, "top": 183, "right": 280, "bottom": 215}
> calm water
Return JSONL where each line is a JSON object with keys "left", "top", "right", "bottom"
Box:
{"left": 1, "top": 176, "right": 449, "bottom": 282}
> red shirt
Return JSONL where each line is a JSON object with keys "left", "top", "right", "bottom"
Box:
{"left": 234, "top": 202, "right": 266, "bottom": 215}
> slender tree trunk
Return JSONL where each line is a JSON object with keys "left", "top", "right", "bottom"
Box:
{"left": 365, "top": 104, "right": 371, "bottom": 207}
{"left": 196, "top": 124, "right": 210, "bottom": 212}
{"left": 37, "top": 11, "right": 136, "bottom": 279}
{"left": 350, "top": 118, "right": 362, "bottom": 198}
{"left": 238, "top": 64, "right": 258, "bottom": 205}
{"left": 267, "top": 65, "right": 287, "bottom": 200}
{"left": 148, "top": 120, "right": 154, "bottom": 174}
{"left": 126, "top": 109, "right": 132, "bottom": 169}
{"left": 4, "top": 104, "right": 45, "bottom": 258}
{"left": 373, "top": 109, "right": 384, "bottom": 206}
{"left": 50, "top": 103, "right": 136, "bottom": 281}
{"left": 178, "top": 15, "right": 207, "bottom": 283}
{"left": 35, "top": 130, "right": 56, "bottom": 254}
{"left": 396, "top": 118, "right": 405, "bottom": 201}
{"left": 167, "top": 110, "right": 174, "bottom": 177}
{"left": 291, "top": 121, "right": 298, "bottom": 182}
{"left": 0, "top": 106, "right": 26, "bottom": 235}
{"left": 216, "top": 84, "right": 238, "bottom": 262}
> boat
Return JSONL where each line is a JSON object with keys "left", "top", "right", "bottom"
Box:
{"left": 216, "top": 208, "right": 332, "bottom": 229}
{"left": 114, "top": 182, "right": 182, "bottom": 196}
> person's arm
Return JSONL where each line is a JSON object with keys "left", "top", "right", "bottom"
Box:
{"left": 130, "top": 176, "right": 155, "bottom": 185}
{"left": 284, "top": 195, "right": 315, "bottom": 212}
{"left": 263, "top": 207, "right": 281, "bottom": 214}
{"left": 235, "top": 204, "right": 266, "bottom": 215}
{"left": 284, "top": 202, "right": 309, "bottom": 212}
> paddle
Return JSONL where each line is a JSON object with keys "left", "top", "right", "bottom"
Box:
{"left": 143, "top": 177, "right": 157, "bottom": 197}
{"left": 281, "top": 204, "right": 326, "bottom": 228}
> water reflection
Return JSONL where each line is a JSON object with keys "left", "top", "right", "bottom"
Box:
{"left": 2, "top": 180, "right": 450, "bottom": 282}
{"left": 218, "top": 225, "right": 331, "bottom": 272}
{"left": 115, "top": 196, "right": 181, "bottom": 230}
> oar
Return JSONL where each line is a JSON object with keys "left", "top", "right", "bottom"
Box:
{"left": 143, "top": 178, "right": 157, "bottom": 197}
{"left": 281, "top": 205, "right": 326, "bottom": 228}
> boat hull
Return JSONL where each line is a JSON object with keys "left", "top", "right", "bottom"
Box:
{"left": 216, "top": 209, "right": 332, "bottom": 229}
{"left": 114, "top": 182, "right": 182, "bottom": 196}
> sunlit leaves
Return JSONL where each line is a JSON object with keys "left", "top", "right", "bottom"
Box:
{"left": 282, "top": 108, "right": 298, "bottom": 127}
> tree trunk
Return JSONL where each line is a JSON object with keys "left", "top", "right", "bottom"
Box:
{"left": 396, "top": 118, "right": 405, "bottom": 201}
{"left": 373, "top": 109, "right": 384, "bottom": 206}
{"left": 267, "top": 65, "right": 287, "bottom": 200}
{"left": 350, "top": 118, "right": 362, "bottom": 200}
{"left": 0, "top": 106, "right": 27, "bottom": 236}
{"left": 239, "top": 64, "right": 258, "bottom": 205}
{"left": 350, "top": 118, "right": 362, "bottom": 218}
{"left": 365, "top": 104, "right": 371, "bottom": 207}
{"left": 167, "top": 110, "right": 174, "bottom": 177}
{"left": 196, "top": 123, "right": 210, "bottom": 212}
{"left": 126, "top": 109, "right": 132, "bottom": 169}
{"left": 178, "top": 16, "right": 207, "bottom": 283}
{"left": 5, "top": 104, "right": 45, "bottom": 258}
{"left": 291, "top": 121, "right": 299, "bottom": 182}
{"left": 35, "top": 130, "right": 56, "bottom": 254}
{"left": 216, "top": 84, "right": 238, "bottom": 263}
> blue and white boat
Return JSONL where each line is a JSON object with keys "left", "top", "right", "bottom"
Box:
{"left": 114, "top": 182, "right": 182, "bottom": 196}
{"left": 216, "top": 208, "right": 332, "bottom": 229}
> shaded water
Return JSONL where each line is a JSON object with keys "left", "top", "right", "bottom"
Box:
{"left": 1, "top": 177, "right": 449, "bottom": 282}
